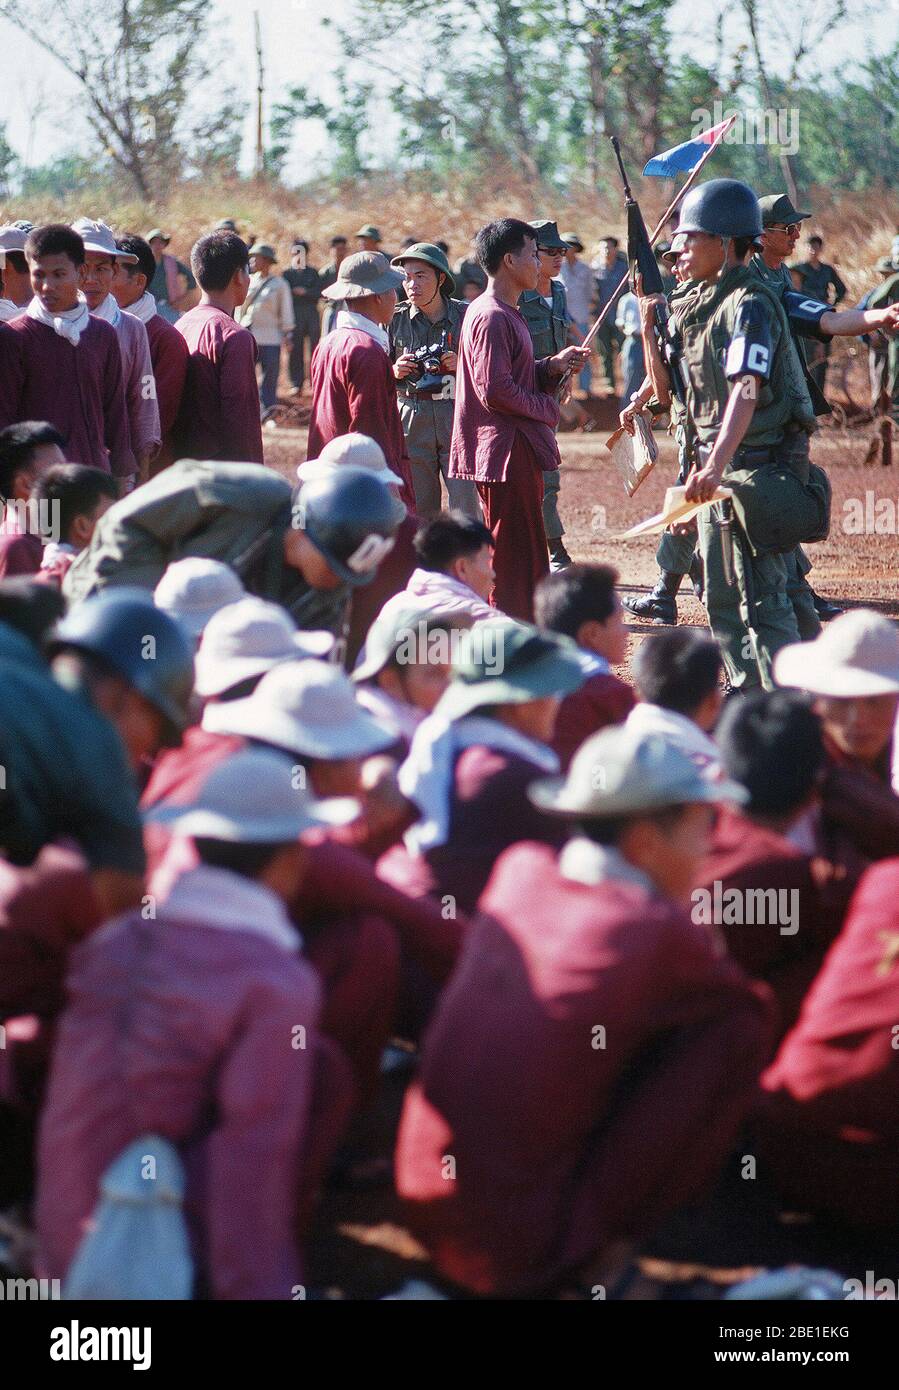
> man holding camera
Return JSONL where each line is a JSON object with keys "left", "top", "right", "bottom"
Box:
{"left": 389, "top": 242, "right": 480, "bottom": 519}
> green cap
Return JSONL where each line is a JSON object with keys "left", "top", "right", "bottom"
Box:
{"left": 434, "top": 619, "right": 585, "bottom": 723}
{"left": 758, "top": 193, "right": 810, "bottom": 227}
{"left": 529, "top": 219, "right": 568, "bottom": 252}
{"left": 248, "top": 242, "right": 277, "bottom": 262}
{"left": 352, "top": 603, "right": 460, "bottom": 684}
{"left": 355, "top": 224, "right": 382, "bottom": 241}
{"left": 390, "top": 241, "right": 455, "bottom": 295}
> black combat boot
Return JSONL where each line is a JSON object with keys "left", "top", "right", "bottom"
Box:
{"left": 688, "top": 550, "right": 704, "bottom": 602}
{"left": 548, "top": 537, "right": 572, "bottom": 571}
{"left": 811, "top": 590, "right": 843, "bottom": 622}
{"left": 622, "top": 570, "right": 683, "bottom": 625}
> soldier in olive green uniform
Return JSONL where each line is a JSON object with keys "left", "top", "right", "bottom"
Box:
{"left": 518, "top": 220, "right": 574, "bottom": 570}
{"left": 669, "top": 181, "right": 818, "bottom": 691}
{"left": 389, "top": 242, "right": 481, "bottom": 520}
{"left": 63, "top": 459, "right": 405, "bottom": 637}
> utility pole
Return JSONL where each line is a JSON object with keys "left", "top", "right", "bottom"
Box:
{"left": 254, "top": 10, "right": 265, "bottom": 178}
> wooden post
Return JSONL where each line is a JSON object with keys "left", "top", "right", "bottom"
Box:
{"left": 254, "top": 11, "right": 265, "bottom": 178}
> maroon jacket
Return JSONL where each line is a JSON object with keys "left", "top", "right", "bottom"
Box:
{"left": 36, "top": 883, "right": 324, "bottom": 1298}
{"left": 695, "top": 805, "right": 855, "bottom": 1038}
{"left": 146, "top": 313, "right": 189, "bottom": 470}
{"left": 307, "top": 326, "right": 414, "bottom": 508}
{"left": 0, "top": 315, "right": 132, "bottom": 475}
{"left": 759, "top": 858, "right": 899, "bottom": 1226}
{"left": 552, "top": 671, "right": 636, "bottom": 771}
{"left": 378, "top": 744, "right": 567, "bottom": 915}
{"left": 448, "top": 292, "right": 560, "bottom": 484}
{"left": 396, "top": 841, "right": 772, "bottom": 1294}
{"left": 174, "top": 305, "right": 263, "bottom": 464}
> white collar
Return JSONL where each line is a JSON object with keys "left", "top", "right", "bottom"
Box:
{"left": 558, "top": 836, "right": 655, "bottom": 892}
{"left": 89, "top": 292, "right": 121, "bottom": 326}
{"left": 0, "top": 298, "right": 20, "bottom": 321}
{"left": 335, "top": 308, "right": 390, "bottom": 352}
{"left": 625, "top": 702, "right": 721, "bottom": 776}
{"left": 26, "top": 296, "right": 91, "bottom": 346}
{"left": 161, "top": 863, "right": 301, "bottom": 952}
{"left": 127, "top": 291, "right": 157, "bottom": 324}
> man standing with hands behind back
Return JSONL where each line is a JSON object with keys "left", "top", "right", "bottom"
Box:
{"left": 448, "top": 219, "right": 588, "bottom": 621}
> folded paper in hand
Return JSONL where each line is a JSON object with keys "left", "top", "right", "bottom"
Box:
{"left": 619, "top": 485, "right": 733, "bottom": 538}
{"left": 605, "top": 415, "right": 659, "bottom": 497}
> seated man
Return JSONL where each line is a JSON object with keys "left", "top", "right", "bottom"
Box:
{"left": 366, "top": 511, "right": 496, "bottom": 633}
{"left": 36, "top": 747, "right": 355, "bottom": 1299}
{"left": 63, "top": 460, "right": 404, "bottom": 636}
{"left": 697, "top": 690, "right": 856, "bottom": 1037}
{"left": 0, "top": 421, "right": 66, "bottom": 578}
{"left": 351, "top": 605, "right": 465, "bottom": 755}
{"left": 758, "top": 855, "right": 899, "bottom": 1230}
{"left": 395, "top": 724, "right": 771, "bottom": 1296}
{"left": 378, "top": 619, "right": 585, "bottom": 914}
{"left": 534, "top": 563, "right": 634, "bottom": 769}
{"left": 33, "top": 464, "right": 118, "bottom": 587}
{"left": 626, "top": 627, "right": 723, "bottom": 779}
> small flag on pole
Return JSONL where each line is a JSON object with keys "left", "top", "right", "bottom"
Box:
{"left": 642, "top": 118, "right": 733, "bottom": 177}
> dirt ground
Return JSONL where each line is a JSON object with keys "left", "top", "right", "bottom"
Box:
{"left": 260, "top": 378, "right": 899, "bottom": 1301}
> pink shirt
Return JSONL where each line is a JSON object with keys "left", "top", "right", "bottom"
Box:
{"left": 448, "top": 292, "right": 560, "bottom": 484}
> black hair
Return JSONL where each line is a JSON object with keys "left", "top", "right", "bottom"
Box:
{"left": 0, "top": 577, "right": 65, "bottom": 648}
{"left": 400, "top": 236, "right": 419, "bottom": 249}
{"left": 576, "top": 803, "right": 689, "bottom": 846}
{"left": 474, "top": 219, "right": 537, "bottom": 275}
{"left": 194, "top": 836, "right": 286, "bottom": 878}
{"left": 4, "top": 251, "right": 27, "bottom": 276}
{"left": 599, "top": 236, "right": 620, "bottom": 248}
{"left": 435, "top": 240, "right": 449, "bottom": 255}
{"left": 716, "top": 689, "right": 823, "bottom": 817}
{"left": 0, "top": 421, "right": 65, "bottom": 496}
{"left": 633, "top": 628, "right": 722, "bottom": 716}
{"left": 330, "top": 235, "right": 347, "bottom": 248}
{"left": 32, "top": 463, "right": 117, "bottom": 544}
{"left": 732, "top": 235, "right": 757, "bottom": 260}
{"left": 24, "top": 224, "right": 85, "bottom": 267}
{"left": 291, "top": 239, "right": 309, "bottom": 252}
{"left": 190, "top": 230, "right": 249, "bottom": 291}
{"left": 534, "top": 563, "right": 619, "bottom": 637}
{"left": 115, "top": 235, "right": 156, "bottom": 290}
{"left": 414, "top": 510, "right": 494, "bottom": 571}
{"left": 808, "top": 235, "right": 823, "bottom": 248}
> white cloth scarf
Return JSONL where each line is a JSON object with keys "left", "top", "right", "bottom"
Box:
{"left": 0, "top": 299, "right": 20, "bottom": 322}
{"left": 161, "top": 863, "right": 301, "bottom": 952}
{"left": 624, "top": 701, "right": 721, "bottom": 780}
{"left": 399, "top": 712, "right": 559, "bottom": 853}
{"left": 557, "top": 836, "right": 654, "bottom": 893}
{"left": 335, "top": 308, "right": 390, "bottom": 353}
{"left": 88, "top": 291, "right": 121, "bottom": 326}
{"left": 127, "top": 291, "right": 157, "bottom": 325}
{"left": 26, "top": 295, "right": 91, "bottom": 347}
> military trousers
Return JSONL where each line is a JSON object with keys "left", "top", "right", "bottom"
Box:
{"left": 542, "top": 465, "right": 564, "bottom": 542}
{"left": 398, "top": 395, "right": 481, "bottom": 521}
{"left": 697, "top": 499, "right": 800, "bottom": 692}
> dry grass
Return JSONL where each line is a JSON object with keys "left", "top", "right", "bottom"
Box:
{"left": 2, "top": 171, "right": 897, "bottom": 289}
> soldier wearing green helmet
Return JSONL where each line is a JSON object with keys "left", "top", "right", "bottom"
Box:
{"left": 389, "top": 241, "right": 481, "bottom": 520}
{"left": 641, "top": 178, "right": 823, "bottom": 692}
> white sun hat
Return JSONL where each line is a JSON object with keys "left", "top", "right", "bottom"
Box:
{"left": 195, "top": 597, "right": 335, "bottom": 698}
{"left": 296, "top": 432, "right": 403, "bottom": 489}
{"left": 144, "top": 746, "right": 359, "bottom": 841}
{"left": 773, "top": 608, "right": 899, "bottom": 698}
{"left": 202, "top": 658, "right": 397, "bottom": 759}
{"left": 153, "top": 558, "right": 245, "bottom": 641}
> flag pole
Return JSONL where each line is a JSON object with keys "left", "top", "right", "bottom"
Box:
{"left": 578, "top": 114, "right": 738, "bottom": 353}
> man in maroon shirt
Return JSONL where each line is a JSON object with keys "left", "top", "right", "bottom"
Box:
{"left": 0, "top": 421, "right": 66, "bottom": 577}
{"left": 447, "top": 220, "right": 588, "bottom": 621}
{"left": 173, "top": 230, "right": 263, "bottom": 464}
{"left": 309, "top": 251, "right": 415, "bottom": 509}
{"left": 113, "top": 234, "right": 188, "bottom": 474}
{"left": 395, "top": 723, "right": 771, "bottom": 1295}
{"left": 0, "top": 224, "right": 132, "bottom": 481}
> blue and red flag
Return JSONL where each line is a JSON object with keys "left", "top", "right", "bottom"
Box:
{"left": 642, "top": 118, "right": 733, "bottom": 177}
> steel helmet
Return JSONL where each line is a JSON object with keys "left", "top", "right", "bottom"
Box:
{"left": 49, "top": 588, "right": 195, "bottom": 741}
{"left": 676, "top": 179, "right": 763, "bottom": 240}
{"left": 293, "top": 470, "right": 405, "bottom": 587}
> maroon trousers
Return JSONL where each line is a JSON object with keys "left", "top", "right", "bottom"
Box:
{"left": 477, "top": 440, "right": 549, "bottom": 622}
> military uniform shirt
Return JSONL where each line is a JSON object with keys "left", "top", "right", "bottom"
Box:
{"left": 389, "top": 296, "right": 467, "bottom": 403}
{"left": 518, "top": 281, "right": 569, "bottom": 360}
{"left": 792, "top": 261, "right": 846, "bottom": 306}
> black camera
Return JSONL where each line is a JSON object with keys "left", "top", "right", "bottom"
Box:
{"left": 406, "top": 334, "right": 449, "bottom": 394}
